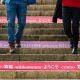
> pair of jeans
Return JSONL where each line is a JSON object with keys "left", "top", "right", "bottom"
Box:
{"left": 62, "top": 7, "right": 80, "bottom": 46}
{"left": 5, "top": 3, "right": 27, "bottom": 44}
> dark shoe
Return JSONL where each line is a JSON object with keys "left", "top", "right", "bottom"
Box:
{"left": 52, "top": 17, "right": 57, "bottom": 23}
{"left": 70, "top": 38, "right": 73, "bottom": 49}
{"left": 71, "top": 37, "right": 78, "bottom": 54}
{"left": 9, "top": 43, "right": 15, "bottom": 54}
{"left": 72, "top": 47, "right": 78, "bottom": 54}
{"left": 15, "top": 44, "right": 21, "bottom": 48}
{"left": 15, "top": 41, "right": 21, "bottom": 48}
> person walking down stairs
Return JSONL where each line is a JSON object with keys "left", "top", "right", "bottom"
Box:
{"left": 0, "top": 0, "right": 36, "bottom": 54}
{"left": 62, "top": 0, "right": 80, "bottom": 54}
{"left": 53, "top": 0, "right": 80, "bottom": 54}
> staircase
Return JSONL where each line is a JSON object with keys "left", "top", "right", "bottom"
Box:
{"left": 0, "top": 0, "right": 80, "bottom": 79}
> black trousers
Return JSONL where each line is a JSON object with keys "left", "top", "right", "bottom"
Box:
{"left": 62, "top": 7, "right": 80, "bottom": 46}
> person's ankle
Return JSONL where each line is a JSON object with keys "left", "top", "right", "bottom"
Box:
{"left": 15, "top": 41, "right": 21, "bottom": 48}
{"left": 9, "top": 43, "right": 15, "bottom": 54}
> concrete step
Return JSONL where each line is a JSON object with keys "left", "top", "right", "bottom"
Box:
{"left": 0, "top": 5, "right": 56, "bottom": 16}
{"left": 0, "top": 71, "right": 79, "bottom": 79}
{"left": 27, "top": 11, "right": 54, "bottom": 16}
{"left": 0, "top": 23, "right": 63, "bottom": 29}
{"left": 1, "top": 27, "right": 80, "bottom": 35}
{"left": 0, "top": 5, "right": 56, "bottom": 11}
{"left": 0, "top": 34, "right": 67, "bottom": 41}
{"left": 0, "top": 54, "right": 79, "bottom": 61}
{"left": 0, "top": 0, "right": 56, "bottom": 5}
{"left": 41, "top": 0, "right": 56, "bottom": 5}
{"left": 28, "top": 5, "right": 55, "bottom": 10}
{"left": 0, "top": 27, "right": 79, "bottom": 35}
{"left": 0, "top": 10, "right": 54, "bottom": 16}
{"left": 0, "top": 11, "right": 41, "bottom": 16}
{"left": 0, "top": 48, "right": 80, "bottom": 54}
{"left": 0, "top": 28, "right": 64, "bottom": 35}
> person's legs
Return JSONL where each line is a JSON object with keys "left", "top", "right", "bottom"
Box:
{"left": 62, "top": 7, "right": 74, "bottom": 49}
{"left": 5, "top": 3, "right": 16, "bottom": 53}
{"left": 62, "top": 7, "right": 80, "bottom": 54}
{"left": 15, "top": 4, "right": 27, "bottom": 48}
{"left": 62, "top": 7, "right": 72, "bottom": 38}
{"left": 71, "top": 8, "right": 80, "bottom": 54}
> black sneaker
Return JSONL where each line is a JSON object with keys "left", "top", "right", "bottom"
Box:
{"left": 70, "top": 38, "right": 73, "bottom": 49}
{"left": 15, "top": 41, "right": 21, "bottom": 48}
{"left": 52, "top": 17, "right": 57, "bottom": 23}
{"left": 72, "top": 47, "right": 78, "bottom": 54}
{"left": 15, "top": 43, "right": 21, "bottom": 48}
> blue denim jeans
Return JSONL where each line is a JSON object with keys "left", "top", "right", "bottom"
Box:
{"left": 5, "top": 3, "right": 27, "bottom": 44}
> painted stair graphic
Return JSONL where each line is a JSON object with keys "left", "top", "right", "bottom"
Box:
{"left": 0, "top": 16, "right": 62, "bottom": 23}
{"left": 0, "top": 41, "right": 80, "bottom": 48}
{"left": 0, "top": 61, "right": 79, "bottom": 79}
